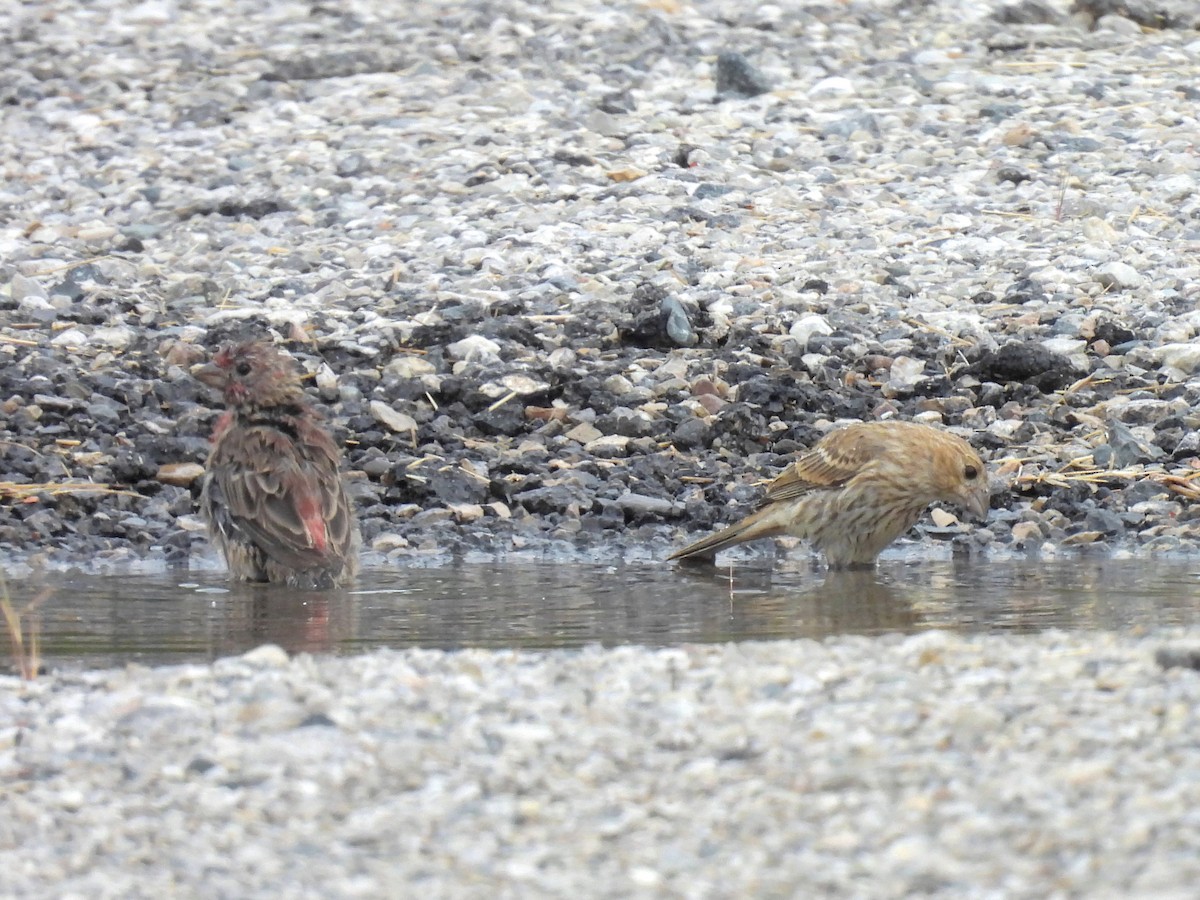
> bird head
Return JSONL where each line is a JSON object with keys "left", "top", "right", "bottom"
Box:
{"left": 193, "top": 341, "right": 306, "bottom": 409}
{"left": 929, "top": 436, "right": 990, "bottom": 521}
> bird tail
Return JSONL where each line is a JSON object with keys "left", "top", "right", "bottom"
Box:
{"left": 667, "top": 506, "right": 789, "bottom": 562}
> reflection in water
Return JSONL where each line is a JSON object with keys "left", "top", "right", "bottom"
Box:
{"left": 674, "top": 567, "right": 922, "bottom": 640}
{"left": 213, "top": 589, "right": 360, "bottom": 659}
{"left": 4, "top": 557, "right": 1200, "bottom": 671}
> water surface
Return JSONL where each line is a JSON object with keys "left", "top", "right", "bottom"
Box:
{"left": 4, "top": 558, "right": 1198, "bottom": 671}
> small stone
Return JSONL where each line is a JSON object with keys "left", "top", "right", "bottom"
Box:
{"left": 606, "top": 167, "right": 647, "bottom": 183}
{"left": 585, "top": 434, "right": 630, "bottom": 456}
{"left": 371, "top": 533, "right": 410, "bottom": 552}
{"left": 809, "top": 76, "right": 855, "bottom": 97}
{"left": 369, "top": 401, "right": 417, "bottom": 433}
{"left": 57, "top": 790, "right": 87, "bottom": 812}
{"left": 77, "top": 224, "right": 119, "bottom": 243}
{"left": 157, "top": 463, "right": 206, "bottom": 486}
{"left": 994, "top": 0, "right": 1062, "bottom": 24}
{"left": 1011, "top": 521, "right": 1042, "bottom": 544}
{"left": 996, "top": 166, "right": 1032, "bottom": 185}
{"left": 929, "top": 507, "right": 959, "bottom": 528}
{"left": 715, "top": 51, "right": 773, "bottom": 98}
{"left": 336, "top": 154, "right": 370, "bottom": 177}
{"left": 1156, "top": 644, "right": 1200, "bottom": 671}
{"left": 629, "top": 867, "right": 662, "bottom": 888}
{"left": 1154, "top": 344, "right": 1200, "bottom": 375}
{"left": 1082, "top": 217, "right": 1119, "bottom": 243}
{"left": 887, "top": 356, "right": 925, "bottom": 389}
{"left": 789, "top": 315, "right": 833, "bottom": 348}
{"left": 123, "top": 0, "right": 175, "bottom": 25}
{"left": 448, "top": 503, "right": 485, "bottom": 522}
{"left": 565, "top": 423, "right": 603, "bottom": 444}
{"left": 175, "top": 514, "right": 207, "bottom": 533}
{"left": 17, "top": 294, "right": 56, "bottom": 323}
{"left": 1002, "top": 123, "right": 1036, "bottom": 147}
{"left": 1095, "top": 13, "right": 1141, "bottom": 34}
{"left": 240, "top": 644, "right": 290, "bottom": 667}
{"left": 602, "top": 374, "right": 635, "bottom": 396}
{"left": 315, "top": 364, "right": 339, "bottom": 397}
{"left": 10, "top": 273, "right": 48, "bottom": 301}
{"left": 662, "top": 297, "right": 696, "bottom": 347}
{"left": 525, "top": 406, "right": 567, "bottom": 422}
{"left": 1095, "top": 261, "right": 1143, "bottom": 291}
{"left": 1062, "top": 531, "right": 1104, "bottom": 545}
{"left": 548, "top": 348, "right": 576, "bottom": 369}
{"left": 973, "top": 343, "right": 1078, "bottom": 392}
{"left": 447, "top": 335, "right": 501, "bottom": 362}
{"left": 616, "top": 493, "right": 676, "bottom": 517}
{"left": 673, "top": 418, "right": 712, "bottom": 450}
{"left": 91, "top": 326, "right": 135, "bottom": 349}
{"left": 51, "top": 328, "right": 88, "bottom": 347}
{"left": 1085, "top": 508, "right": 1125, "bottom": 534}
{"left": 501, "top": 374, "right": 551, "bottom": 396}
{"left": 386, "top": 356, "right": 437, "bottom": 378}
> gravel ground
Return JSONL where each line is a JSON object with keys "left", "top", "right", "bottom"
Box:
{"left": 4, "top": 0, "right": 1200, "bottom": 569}
{"left": 5, "top": 1, "right": 1200, "bottom": 896}
{"left": 4, "top": 632, "right": 1200, "bottom": 897}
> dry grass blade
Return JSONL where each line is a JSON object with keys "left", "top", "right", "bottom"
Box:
{"left": 0, "top": 482, "right": 143, "bottom": 500}
{"left": 1, "top": 581, "right": 51, "bottom": 681}
{"left": 900, "top": 316, "right": 974, "bottom": 348}
{"left": 30, "top": 255, "right": 115, "bottom": 276}
{"left": 1015, "top": 456, "right": 1200, "bottom": 499}
{"left": 1013, "top": 455, "right": 1148, "bottom": 491}
{"left": 1149, "top": 471, "right": 1200, "bottom": 502}
{"left": 1060, "top": 372, "right": 1117, "bottom": 397}
{"left": 487, "top": 390, "right": 518, "bottom": 412}
{"left": 0, "top": 441, "right": 44, "bottom": 456}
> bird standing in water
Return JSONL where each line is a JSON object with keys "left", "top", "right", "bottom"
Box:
{"left": 194, "top": 341, "right": 360, "bottom": 588}
{"left": 669, "top": 420, "right": 989, "bottom": 569}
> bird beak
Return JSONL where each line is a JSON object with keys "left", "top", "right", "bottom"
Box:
{"left": 961, "top": 484, "right": 990, "bottom": 522}
{"left": 191, "top": 362, "right": 224, "bottom": 389}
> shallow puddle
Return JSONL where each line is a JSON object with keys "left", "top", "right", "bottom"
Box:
{"left": 4, "top": 557, "right": 1199, "bottom": 670}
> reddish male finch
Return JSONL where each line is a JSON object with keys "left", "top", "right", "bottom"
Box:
{"left": 194, "top": 341, "right": 360, "bottom": 588}
{"left": 669, "top": 420, "right": 989, "bottom": 568}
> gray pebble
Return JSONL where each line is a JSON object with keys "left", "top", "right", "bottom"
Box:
{"left": 715, "top": 51, "right": 773, "bottom": 98}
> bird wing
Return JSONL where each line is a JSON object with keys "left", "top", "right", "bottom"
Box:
{"left": 761, "top": 429, "right": 879, "bottom": 505}
{"left": 209, "top": 426, "right": 349, "bottom": 573}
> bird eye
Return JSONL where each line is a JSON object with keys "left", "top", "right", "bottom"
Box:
{"left": 964, "top": 464, "right": 979, "bottom": 480}
{"left": 236, "top": 361, "right": 252, "bottom": 376}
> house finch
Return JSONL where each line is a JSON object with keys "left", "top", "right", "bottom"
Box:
{"left": 193, "top": 341, "right": 360, "bottom": 588}
{"left": 669, "top": 420, "right": 989, "bottom": 569}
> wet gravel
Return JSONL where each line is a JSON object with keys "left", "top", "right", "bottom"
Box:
{"left": 3, "top": 0, "right": 1200, "bottom": 572}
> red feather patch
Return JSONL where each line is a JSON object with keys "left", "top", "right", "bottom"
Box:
{"left": 296, "top": 492, "right": 328, "bottom": 554}
{"left": 210, "top": 410, "right": 234, "bottom": 443}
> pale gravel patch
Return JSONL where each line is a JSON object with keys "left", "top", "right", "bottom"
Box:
{"left": 4, "top": 631, "right": 1200, "bottom": 897}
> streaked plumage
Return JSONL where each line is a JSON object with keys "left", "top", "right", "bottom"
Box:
{"left": 194, "top": 341, "right": 360, "bottom": 588}
{"left": 669, "top": 420, "right": 989, "bottom": 569}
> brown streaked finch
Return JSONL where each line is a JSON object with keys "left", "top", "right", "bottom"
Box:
{"left": 668, "top": 420, "right": 989, "bottom": 569}
{"left": 193, "top": 340, "right": 360, "bottom": 588}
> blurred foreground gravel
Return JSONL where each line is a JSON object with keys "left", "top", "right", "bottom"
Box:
{"left": 4, "top": 631, "right": 1200, "bottom": 897}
